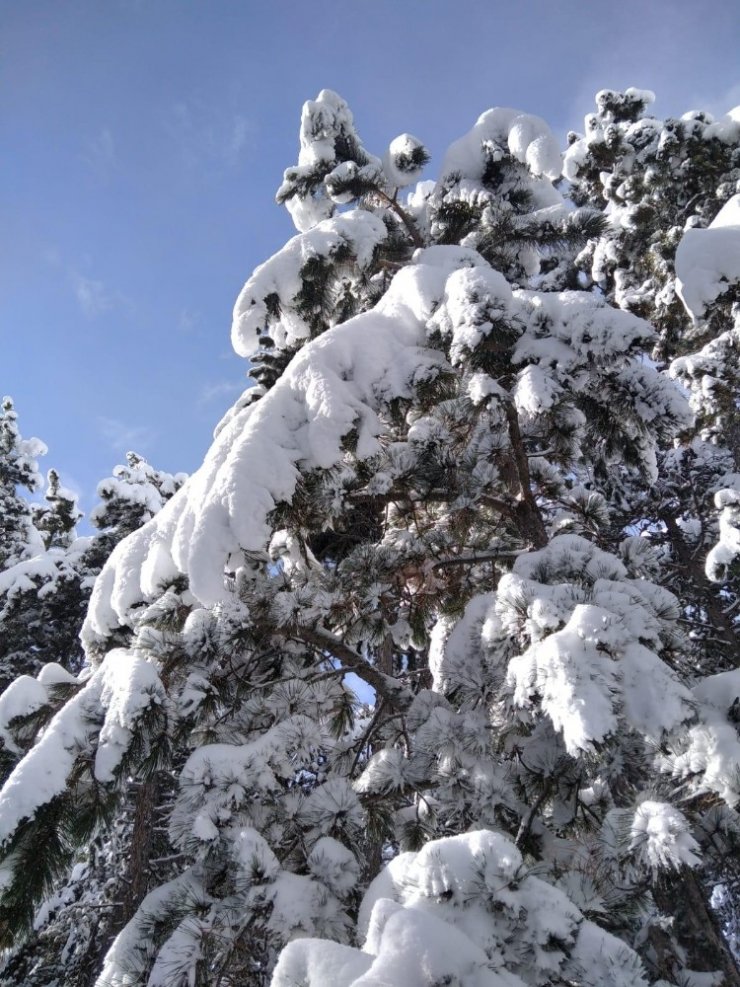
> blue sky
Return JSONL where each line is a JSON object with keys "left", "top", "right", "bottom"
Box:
{"left": 3, "top": 0, "right": 739, "bottom": 518}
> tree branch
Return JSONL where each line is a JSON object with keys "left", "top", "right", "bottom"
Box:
{"left": 503, "top": 400, "right": 548, "bottom": 549}
{"left": 375, "top": 189, "right": 425, "bottom": 249}
{"left": 278, "top": 623, "right": 413, "bottom": 710}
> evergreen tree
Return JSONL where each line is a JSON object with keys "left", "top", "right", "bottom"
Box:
{"left": 0, "top": 396, "right": 46, "bottom": 572}
{"left": 564, "top": 90, "right": 740, "bottom": 677}
{"left": 1, "top": 89, "right": 740, "bottom": 987}
{"left": 0, "top": 451, "right": 186, "bottom": 984}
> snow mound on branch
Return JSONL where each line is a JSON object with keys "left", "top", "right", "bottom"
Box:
{"left": 629, "top": 801, "right": 700, "bottom": 870}
{"left": 273, "top": 830, "right": 648, "bottom": 987}
{"left": 231, "top": 210, "right": 388, "bottom": 359}
{"left": 497, "top": 536, "right": 694, "bottom": 754}
{"left": 0, "top": 675, "right": 49, "bottom": 755}
{"left": 705, "top": 484, "right": 740, "bottom": 582}
{"left": 98, "top": 870, "right": 204, "bottom": 987}
{"left": 667, "top": 667, "right": 740, "bottom": 803}
{"left": 83, "top": 250, "right": 475, "bottom": 642}
{"left": 277, "top": 89, "right": 384, "bottom": 233}
{"left": 0, "top": 650, "right": 164, "bottom": 846}
{"left": 675, "top": 194, "right": 740, "bottom": 320}
{"left": 383, "top": 134, "right": 428, "bottom": 188}
{"left": 441, "top": 106, "right": 562, "bottom": 182}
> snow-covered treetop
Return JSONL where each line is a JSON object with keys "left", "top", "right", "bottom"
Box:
{"left": 0, "top": 397, "right": 46, "bottom": 496}
{"left": 90, "top": 450, "right": 187, "bottom": 541}
{"left": 276, "top": 89, "right": 386, "bottom": 233}
{"left": 440, "top": 106, "right": 562, "bottom": 184}
{"left": 76, "top": 95, "right": 690, "bottom": 656}
{"left": 0, "top": 397, "right": 47, "bottom": 569}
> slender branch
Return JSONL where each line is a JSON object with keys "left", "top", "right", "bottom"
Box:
{"left": 375, "top": 189, "right": 424, "bottom": 249}
{"left": 278, "top": 623, "right": 413, "bottom": 710}
{"left": 432, "top": 549, "right": 525, "bottom": 569}
{"left": 502, "top": 399, "right": 548, "bottom": 549}
{"left": 515, "top": 783, "right": 551, "bottom": 849}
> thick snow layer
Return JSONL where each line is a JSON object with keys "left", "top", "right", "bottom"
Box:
{"left": 83, "top": 250, "right": 476, "bottom": 639}
{"left": 441, "top": 107, "right": 562, "bottom": 182}
{"left": 233, "top": 827, "right": 281, "bottom": 880}
{"left": 705, "top": 485, "right": 740, "bottom": 581}
{"left": 629, "top": 801, "right": 700, "bottom": 870}
{"left": 0, "top": 667, "right": 102, "bottom": 845}
{"left": 0, "top": 649, "right": 164, "bottom": 845}
{"left": 278, "top": 89, "right": 384, "bottom": 233}
{"left": 0, "top": 675, "right": 49, "bottom": 754}
{"left": 675, "top": 194, "right": 740, "bottom": 320}
{"left": 231, "top": 211, "right": 389, "bottom": 359}
{"left": 668, "top": 668, "right": 740, "bottom": 803}
{"left": 273, "top": 938, "right": 372, "bottom": 987}
{"left": 0, "top": 552, "right": 60, "bottom": 601}
{"left": 429, "top": 592, "right": 494, "bottom": 694}
{"left": 97, "top": 870, "right": 203, "bottom": 987}
{"left": 497, "top": 536, "right": 694, "bottom": 753}
{"left": 428, "top": 265, "right": 688, "bottom": 484}
{"left": 84, "top": 238, "right": 689, "bottom": 646}
{"left": 94, "top": 651, "right": 166, "bottom": 782}
{"left": 274, "top": 830, "right": 648, "bottom": 987}
{"left": 383, "top": 134, "right": 428, "bottom": 188}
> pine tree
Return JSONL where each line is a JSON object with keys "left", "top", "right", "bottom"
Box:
{"left": 1, "top": 89, "right": 740, "bottom": 987}
{"left": 0, "top": 397, "right": 46, "bottom": 572}
{"left": 0, "top": 452, "right": 186, "bottom": 985}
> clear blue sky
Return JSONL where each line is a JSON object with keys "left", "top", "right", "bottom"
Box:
{"left": 3, "top": 0, "right": 739, "bottom": 516}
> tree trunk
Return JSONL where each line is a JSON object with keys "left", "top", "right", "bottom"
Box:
{"left": 83, "top": 779, "right": 158, "bottom": 987}
{"left": 652, "top": 868, "right": 740, "bottom": 987}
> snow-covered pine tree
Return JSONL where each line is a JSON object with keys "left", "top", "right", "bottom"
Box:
{"left": 564, "top": 90, "right": 740, "bottom": 683}
{"left": 0, "top": 466, "right": 89, "bottom": 686}
{"left": 1, "top": 89, "right": 739, "bottom": 987}
{"left": 0, "top": 451, "right": 187, "bottom": 985}
{"left": 0, "top": 397, "right": 46, "bottom": 572}
{"left": 0, "top": 400, "right": 83, "bottom": 694}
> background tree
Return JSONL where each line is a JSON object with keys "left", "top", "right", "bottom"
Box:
{"left": 0, "top": 452, "right": 186, "bottom": 986}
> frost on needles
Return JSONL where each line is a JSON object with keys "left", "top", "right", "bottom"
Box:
{"left": 2, "top": 87, "right": 740, "bottom": 987}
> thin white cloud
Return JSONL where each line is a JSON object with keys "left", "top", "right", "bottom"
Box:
{"left": 42, "top": 245, "right": 62, "bottom": 268}
{"left": 177, "top": 307, "right": 201, "bottom": 334}
{"left": 165, "top": 99, "right": 254, "bottom": 174}
{"left": 73, "top": 275, "right": 114, "bottom": 318}
{"left": 83, "top": 128, "right": 116, "bottom": 176}
{"left": 197, "top": 379, "right": 245, "bottom": 407}
{"left": 97, "top": 417, "right": 155, "bottom": 454}
{"left": 227, "top": 115, "right": 251, "bottom": 166}
{"left": 694, "top": 81, "right": 740, "bottom": 120}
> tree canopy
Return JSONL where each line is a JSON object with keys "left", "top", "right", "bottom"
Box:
{"left": 2, "top": 87, "right": 740, "bottom": 987}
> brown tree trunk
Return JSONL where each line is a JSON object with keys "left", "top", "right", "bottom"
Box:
{"left": 652, "top": 869, "right": 740, "bottom": 987}
{"left": 119, "top": 779, "right": 157, "bottom": 924}
{"left": 83, "top": 779, "right": 159, "bottom": 987}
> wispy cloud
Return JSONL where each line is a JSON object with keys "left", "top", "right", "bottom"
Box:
{"left": 227, "top": 115, "right": 250, "bottom": 166}
{"left": 71, "top": 272, "right": 133, "bottom": 319}
{"left": 695, "top": 81, "right": 740, "bottom": 119}
{"left": 97, "top": 416, "right": 155, "bottom": 454}
{"left": 197, "top": 379, "right": 245, "bottom": 408}
{"left": 73, "top": 275, "right": 114, "bottom": 317}
{"left": 177, "top": 307, "right": 201, "bottom": 334}
{"left": 83, "top": 128, "right": 116, "bottom": 177}
{"left": 165, "top": 99, "right": 254, "bottom": 175}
